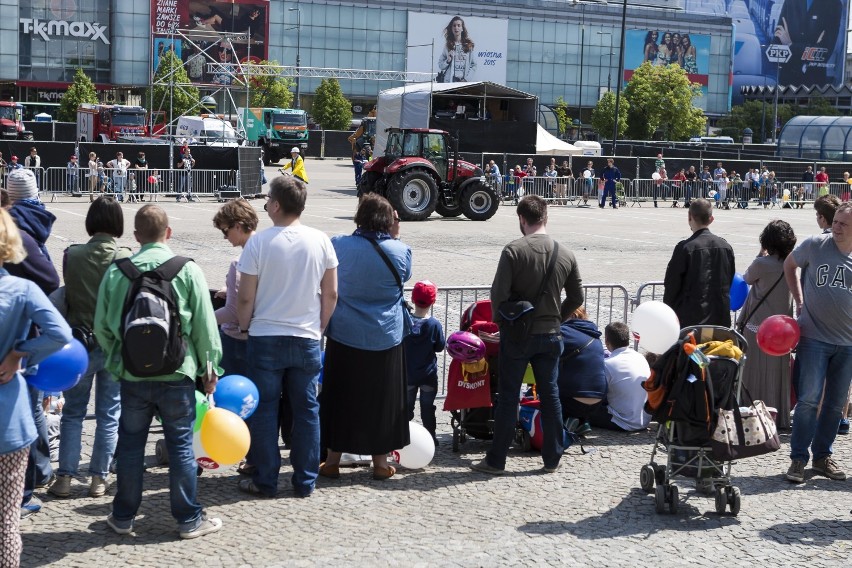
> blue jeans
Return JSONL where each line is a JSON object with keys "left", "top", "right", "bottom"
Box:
{"left": 219, "top": 332, "right": 249, "bottom": 377}
{"left": 57, "top": 348, "right": 120, "bottom": 478}
{"left": 113, "top": 176, "right": 126, "bottom": 197}
{"left": 247, "top": 335, "right": 321, "bottom": 497}
{"left": 600, "top": 185, "right": 616, "bottom": 207}
{"left": 486, "top": 333, "right": 564, "bottom": 470}
{"left": 112, "top": 377, "right": 204, "bottom": 531}
{"left": 24, "top": 384, "right": 52, "bottom": 502}
{"left": 407, "top": 383, "right": 438, "bottom": 438}
{"left": 789, "top": 337, "right": 852, "bottom": 463}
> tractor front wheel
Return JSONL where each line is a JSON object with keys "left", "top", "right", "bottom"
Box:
{"left": 357, "top": 171, "right": 381, "bottom": 197}
{"left": 460, "top": 182, "right": 500, "bottom": 221}
{"left": 388, "top": 170, "right": 438, "bottom": 221}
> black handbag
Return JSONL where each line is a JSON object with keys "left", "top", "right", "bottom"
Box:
{"left": 497, "top": 242, "right": 559, "bottom": 344}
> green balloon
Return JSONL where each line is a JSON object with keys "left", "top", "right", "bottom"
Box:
{"left": 194, "top": 390, "right": 210, "bottom": 433}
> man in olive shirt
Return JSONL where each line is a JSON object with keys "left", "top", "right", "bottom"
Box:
{"left": 94, "top": 205, "right": 223, "bottom": 539}
{"left": 472, "top": 195, "right": 584, "bottom": 475}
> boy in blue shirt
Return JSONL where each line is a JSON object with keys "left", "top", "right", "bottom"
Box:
{"left": 404, "top": 281, "right": 446, "bottom": 446}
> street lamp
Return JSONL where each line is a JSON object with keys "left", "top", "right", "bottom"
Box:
{"left": 597, "top": 31, "right": 613, "bottom": 92}
{"left": 612, "top": 0, "right": 627, "bottom": 155}
{"left": 760, "top": 44, "right": 782, "bottom": 143}
{"left": 288, "top": 6, "right": 302, "bottom": 109}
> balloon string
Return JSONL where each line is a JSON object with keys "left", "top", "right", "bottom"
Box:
{"left": 206, "top": 351, "right": 215, "bottom": 407}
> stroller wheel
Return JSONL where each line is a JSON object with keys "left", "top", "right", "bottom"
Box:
{"left": 654, "top": 464, "right": 666, "bottom": 485}
{"left": 452, "top": 429, "right": 460, "bottom": 453}
{"left": 519, "top": 431, "right": 532, "bottom": 452}
{"left": 155, "top": 439, "right": 169, "bottom": 465}
{"left": 654, "top": 485, "right": 666, "bottom": 514}
{"left": 667, "top": 485, "right": 679, "bottom": 514}
{"left": 640, "top": 465, "right": 655, "bottom": 493}
{"left": 728, "top": 486, "right": 741, "bottom": 516}
{"left": 714, "top": 487, "right": 727, "bottom": 515}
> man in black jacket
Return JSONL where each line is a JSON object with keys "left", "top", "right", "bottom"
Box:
{"left": 663, "top": 198, "right": 735, "bottom": 327}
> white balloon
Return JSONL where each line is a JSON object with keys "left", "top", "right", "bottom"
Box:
{"left": 193, "top": 430, "right": 221, "bottom": 470}
{"left": 583, "top": 170, "right": 592, "bottom": 179}
{"left": 631, "top": 301, "right": 680, "bottom": 354}
{"left": 392, "top": 422, "right": 435, "bottom": 469}
{"left": 651, "top": 172, "right": 661, "bottom": 181}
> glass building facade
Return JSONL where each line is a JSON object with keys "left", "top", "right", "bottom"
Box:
{"left": 1, "top": 1, "right": 734, "bottom": 117}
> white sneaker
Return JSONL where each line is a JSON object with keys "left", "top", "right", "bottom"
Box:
{"left": 48, "top": 475, "right": 72, "bottom": 498}
{"left": 179, "top": 514, "right": 222, "bottom": 539}
{"left": 89, "top": 475, "right": 109, "bottom": 497}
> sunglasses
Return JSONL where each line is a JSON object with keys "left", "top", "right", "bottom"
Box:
{"left": 220, "top": 225, "right": 233, "bottom": 237}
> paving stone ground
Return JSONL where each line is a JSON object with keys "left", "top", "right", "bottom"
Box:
{"left": 20, "top": 160, "right": 852, "bottom": 567}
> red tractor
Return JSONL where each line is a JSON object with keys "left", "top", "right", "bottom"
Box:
{"left": 358, "top": 128, "right": 500, "bottom": 221}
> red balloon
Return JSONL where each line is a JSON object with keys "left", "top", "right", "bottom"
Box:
{"left": 756, "top": 315, "right": 800, "bottom": 356}
{"left": 147, "top": 175, "right": 157, "bottom": 184}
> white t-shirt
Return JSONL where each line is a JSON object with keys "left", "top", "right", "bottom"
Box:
{"left": 237, "top": 224, "right": 338, "bottom": 340}
{"left": 108, "top": 158, "right": 130, "bottom": 177}
{"left": 603, "top": 347, "right": 652, "bottom": 431}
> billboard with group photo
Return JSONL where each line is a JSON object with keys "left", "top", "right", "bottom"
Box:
{"left": 406, "top": 13, "right": 508, "bottom": 84}
{"left": 623, "top": 30, "right": 711, "bottom": 96}
{"left": 150, "top": 0, "right": 269, "bottom": 86}
{"left": 684, "top": 0, "right": 848, "bottom": 101}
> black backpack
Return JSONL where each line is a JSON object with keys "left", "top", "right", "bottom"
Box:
{"left": 116, "top": 256, "right": 191, "bottom": 378}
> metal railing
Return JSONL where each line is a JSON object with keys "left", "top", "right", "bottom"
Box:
{"left": 40, "top": 167, "right": 237, "bottom": 202}
{"left": 488, "top": 175, "right": 631, "bottom": 207}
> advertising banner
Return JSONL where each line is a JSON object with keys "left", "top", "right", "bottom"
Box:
{"left": 151, "top": 0, "right": 269, "bottom": 86}
{"left": 685, "top": 0, "right": 848, "bottom": 95}
{"left": 623, "top": 30, "right": 711, "bottom": 96}
{"left": 406, "top": 13, "right": 508, "bottom": 84}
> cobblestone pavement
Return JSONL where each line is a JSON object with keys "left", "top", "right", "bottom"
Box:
{"left": 21, "top": 160, "right": 852, "bottom": 566}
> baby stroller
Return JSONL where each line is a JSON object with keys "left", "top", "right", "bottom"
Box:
{"left": 446, "top": 300, "right": 500, "bottom": 452}
{"left": 639, "top": 326, "right": 747, "bottom": 515}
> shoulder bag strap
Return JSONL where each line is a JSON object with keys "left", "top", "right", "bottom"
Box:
{"left": 560, "top": 336, "right": 595, "bottom": 362}
{"left": 736, "top": 273, "right": 784, "bottom": 332}
{"left": 360, "top": 236, "right": 403, "bottom": 293}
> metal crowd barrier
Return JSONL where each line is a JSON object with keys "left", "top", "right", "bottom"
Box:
{"left": 41, "top": 167, "right": 237, "bottom": 202}
{"left": 415, "top": 283, "right": 632, "bottom": 395}
{"left": 492, "top": 176, "right": 634, "bottom": 207}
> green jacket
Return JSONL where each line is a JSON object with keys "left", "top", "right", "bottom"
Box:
{"left": 94, "top": 242, "right": 223, "bottom": 382}
{"left": 64, "top": 235, "right": 132, "bottom": 329}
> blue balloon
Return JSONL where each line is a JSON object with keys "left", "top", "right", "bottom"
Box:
{"left": 215, "top": 375, "right": 259, "bottom": 419}
{"left": 730, "top": 272, "right": 749, "bottom": 311}
{"left": 27, "top": 339, "right": 89, "bottom": 392}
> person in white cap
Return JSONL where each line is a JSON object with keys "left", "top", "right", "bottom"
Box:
{"left": 280, "top": 146, "right": 309, "bottom": 184}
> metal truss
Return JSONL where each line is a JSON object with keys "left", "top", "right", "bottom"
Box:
{"left": 205, "top": 63, "right": 434, "bottom": 82}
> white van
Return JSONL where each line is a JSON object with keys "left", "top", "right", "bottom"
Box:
{"left": 689, "top": 136, "right": 735, "bottom": 145}
{"left": 175, "top": 115, "right": 242, "bottom": 146}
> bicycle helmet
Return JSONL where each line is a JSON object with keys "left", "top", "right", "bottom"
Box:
{"left": 446, "top": 331, "right": 486, "bottom": 363}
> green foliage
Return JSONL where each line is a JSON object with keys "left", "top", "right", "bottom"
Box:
{"left": 58, "top": 68, "right": 98, "bottom": 122}
{"left": 622, "top": 62, "right": 706, "bottom": 141}
{"left": 553, "top": 97, "right": 569, "bottom": 137}
{"left": 800, "top": 97, "right": 840, "bottom": 117}
{"left": 590, "top": 91, "right": 628, "bottom": 140}
{"left": 147, "top": 51, "right": 200, "bottom": 122}
{"left": 716, "top": 99, "right": 796, "bottom": 143}
{"left": 248, "top": 60, "right": 295, "bottom": 108}
{"left": 311, "top": 78, "right": 352, "bottom": 130}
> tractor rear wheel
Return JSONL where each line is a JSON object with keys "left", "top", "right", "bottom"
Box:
{"left": 460, "top": 182, "right": 500, "bottom": 221}
{"left": 388, "top": 170, "right": 437, "bottom": 221}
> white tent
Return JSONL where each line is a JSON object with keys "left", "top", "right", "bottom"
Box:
{"left": 535, "top": 124, "right": 581, "bottom": 156}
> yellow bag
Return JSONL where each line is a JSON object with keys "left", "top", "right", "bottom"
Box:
{"left": 697, "top": 340, "right": 743, "bottom": 361}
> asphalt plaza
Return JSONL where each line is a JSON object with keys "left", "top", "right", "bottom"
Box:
{"left": 21, "top": 159, "right": 852, "bottom": 567}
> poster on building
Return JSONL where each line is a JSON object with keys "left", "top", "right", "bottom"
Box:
{"left": 684, "top": 0, "right": 848, "bottom": 99}
{"left": 150, "top": 0, "right": 269, "bottom": 86}
{"left": 406, "top": 13, "right": 508, "bottom": 84}
{"left": 623, "top": 30, "right": 711, "bottom": 95}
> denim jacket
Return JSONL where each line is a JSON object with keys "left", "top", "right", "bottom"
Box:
{"left": 0, "top": 268, "right": 72, "bottom": 454}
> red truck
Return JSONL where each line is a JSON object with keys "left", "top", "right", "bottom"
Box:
{"left": 0, "top": 101, "right": 33, "bottom": 140}
{"left": 77, "top": 104, "right": 148, "bottom": 142}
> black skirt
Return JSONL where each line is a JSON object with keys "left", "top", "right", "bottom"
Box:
{"left": 321, "top": 338, "right": 410, "bottom": 455}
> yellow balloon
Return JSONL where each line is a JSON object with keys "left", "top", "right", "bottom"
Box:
{"left": 200, "top": 408, "right": 250, "bottom": 466}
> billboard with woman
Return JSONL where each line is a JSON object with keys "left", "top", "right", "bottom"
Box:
{"left": 406, "top": 12, "right": 508, "bottom": 84}
{"left": 624, "top": 30, "right": 711, "bottom": 95}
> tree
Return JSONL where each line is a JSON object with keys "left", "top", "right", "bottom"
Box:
{"left": 311, "top": 78, "right": 352, "bottom": 130}
{"left": 622, "top": 62, "right": 706, "bottom": 141}
{"left": 247, "top": 60, "right": 295, "bottom": 108}
{"left": 58, "top": 68, "right": 98, "bottom": 122}
{"left": 553, "top": 97, "right": 569, "bottom": 137}
{"left": 147, "top": 50, "right": 200, "bottom": 123}
{"left": 715, "top": 100, "right": 795, "bottom": 143}
{"left": 590, "top": 91, "right": 629, "bottom": 140}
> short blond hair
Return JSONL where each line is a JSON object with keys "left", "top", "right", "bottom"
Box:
{"left": 0, "top": 208, "right": 26, "bottom": 264}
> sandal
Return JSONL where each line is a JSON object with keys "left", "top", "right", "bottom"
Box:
{"left": 372, "top": 465, "right": 396, "bottom": 480}
{"left": 318, "top": 462, "right": 340, "bottom": 479}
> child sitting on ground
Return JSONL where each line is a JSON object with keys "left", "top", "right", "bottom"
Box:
{"left": 403, "top": 281, "right": 446, "bottom": 446}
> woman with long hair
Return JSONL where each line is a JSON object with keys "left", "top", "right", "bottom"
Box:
{"left": 643, "top": 31, "right": 659, "bottom": 63}
{"left": 736, "top": 220, "right": 797, "bottom": 429}
{"left": 437, "top": 16, "right": 477, "bottom": 82}
{"left": 657, "top": 32, "right": 673, "bottom": 66}
{"left": 671, "top": 33, "right": 682, "bottom": 66}
{"left": 681, "top": 34, "right": 698, "bottom": 74}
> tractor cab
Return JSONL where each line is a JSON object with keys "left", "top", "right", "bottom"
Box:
{"left": 384, "top": 129, "right": 450, "bottom": 180}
